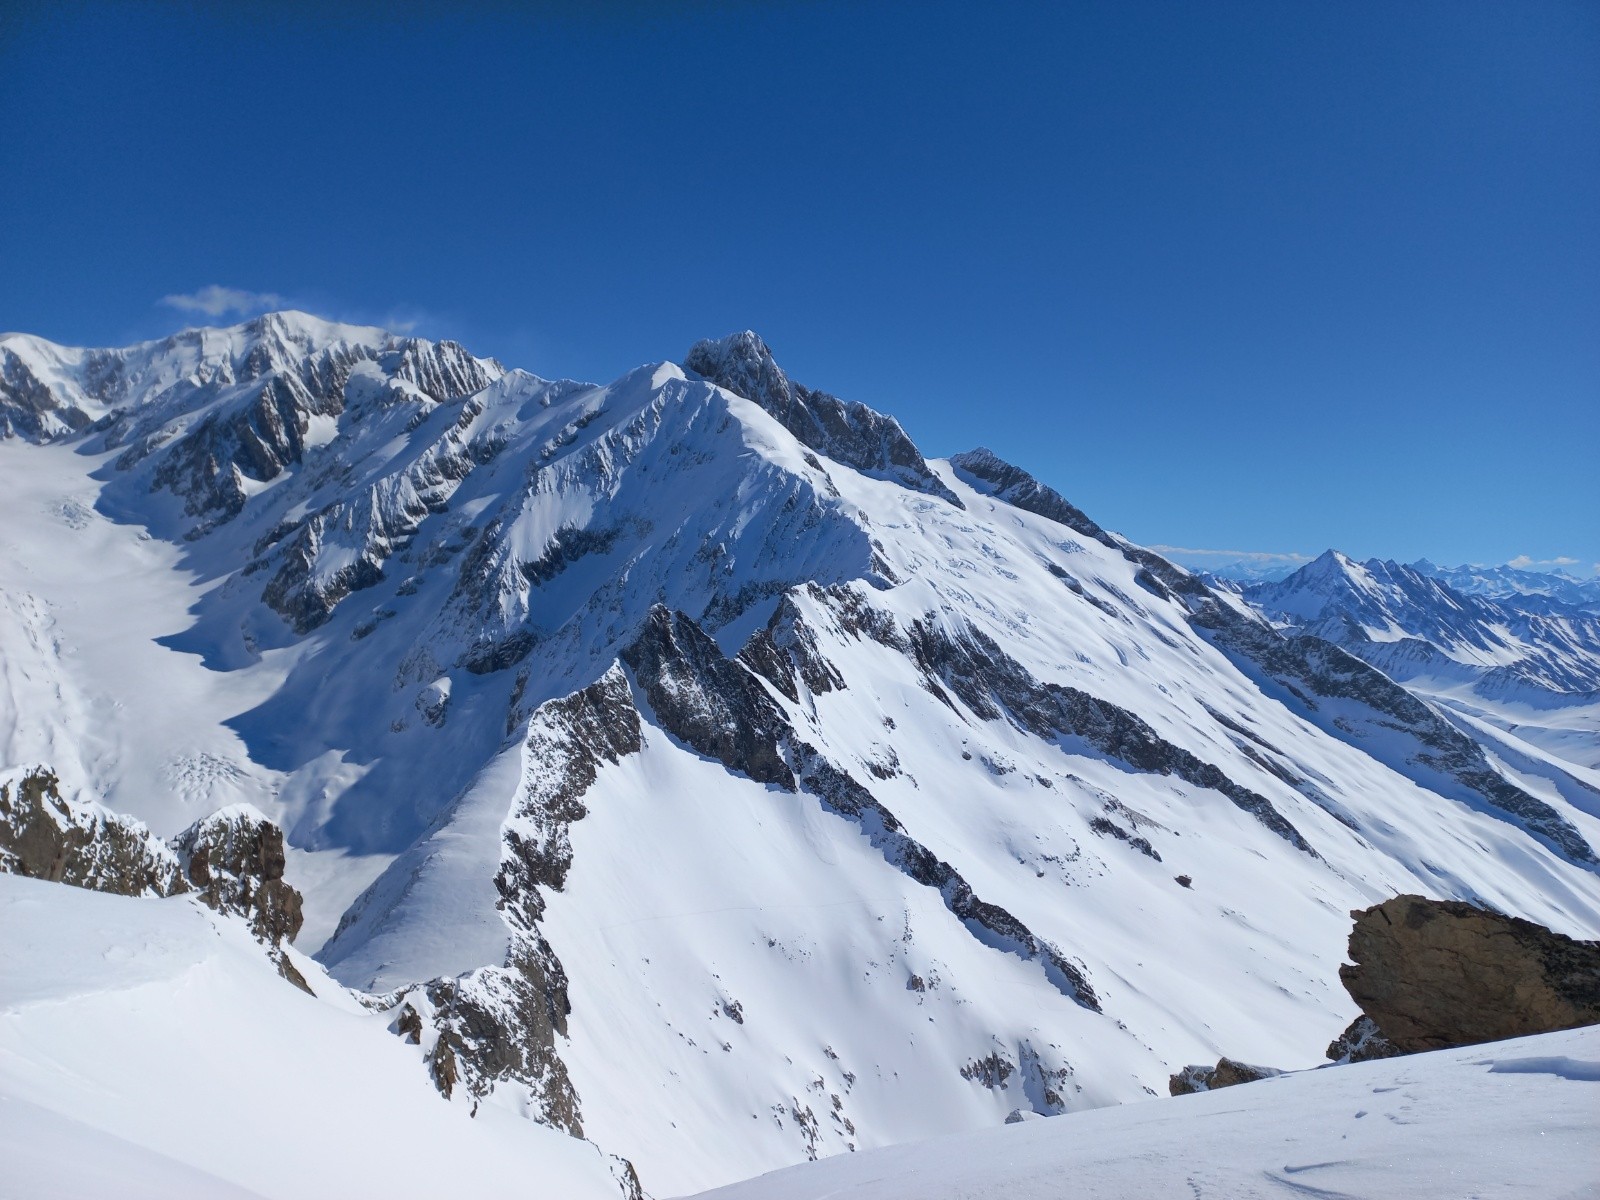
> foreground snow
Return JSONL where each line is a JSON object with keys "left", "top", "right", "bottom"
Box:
{"left": 692, "top": 1023, "right": 1600, "bottom": 1200}
{"left": 0, "top": 873, "right": 630, "bottom": 1200}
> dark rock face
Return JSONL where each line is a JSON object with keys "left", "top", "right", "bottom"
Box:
{"left": 1, "top": 347, "right": 93, "bottom": 439}
{"left": 499, "top": 667, "right": 643, "bottom": 919}
{"left": 0, "top": 766, "right": 186, "bottom": 897}
{"left": 623, "top": 606, "right": 796, "bottom": 788}
{"left": 686, "top": 331, "right": 964, "bottom": 508}
{"left": 1325, "top": 1015, "right": 1402, "bottom": 1064}
{"left": 396, "top": 950, "right": 585, "bottom": 1137}
{"left": 738, "top": 592, "right": 845, "bottom": 703}
{"left": 174, "top": 807, "right": 304, "bottom": 946}
{"left": 1339, "top": 895, "right": 1600, "bottom": 1053}
{"left": 385, "top": 667, "right": 646, "bottom": 1137}
{"left": 174, "top": 805, "right": 310, "bottom": 992}
{"left": 1168, "top": 1058, "right": 1282, "bottom": 1095}
{"left": 1089, "top": 815, "right": 1161, "bottom": 861}
{"left": 375, "top": 663, "right": 648, "bottom": 1199}
{"left": 0, "top": 769, "right": 313, "bottom": 992}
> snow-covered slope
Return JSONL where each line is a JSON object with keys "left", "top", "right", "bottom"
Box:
{"left": 2, "top": 316, "right": 1598, "bottom": 1195}
{"left": 0, "top": 872, "right": 633, "bottom": 1200}
{"left": 690, "top": 1023, "right": 1600, "bottom": 1200}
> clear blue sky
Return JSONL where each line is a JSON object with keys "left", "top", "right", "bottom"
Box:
{"left": 2, "top": 1, "right": 1595, "bottom": 572}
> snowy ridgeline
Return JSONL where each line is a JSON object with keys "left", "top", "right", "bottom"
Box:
{"left": 1, "top": 313, "right": 1598, "bottom": 1196}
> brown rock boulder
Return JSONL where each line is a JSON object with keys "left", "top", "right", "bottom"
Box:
{"left": 1168, "top": 1057, "right": 1282, "bottom": 1096}
{"left": 0, "top": 765, "right": 186, "bottom": 897}
{"left": 1340, "top": 894, "right": 1600, "bottom": 1053}
{"left": 1324, "top": 1015, "right": 1402, "bottom": 1064}
{"left": 174, "top": 805, "right": 304, "bottom": 946}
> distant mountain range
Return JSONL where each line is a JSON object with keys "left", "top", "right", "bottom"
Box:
{"left": 1185, "top": 547, "right": 1600, "bottom": 611}
{"left": 1409, "top": 559, "right": 1600, "bottom": 615}
{"left": 1241, "top": 550, "right": 1600, "bottom": 776}
{"left": 2, "top": 313, "right": 1597, "bottom": 1196}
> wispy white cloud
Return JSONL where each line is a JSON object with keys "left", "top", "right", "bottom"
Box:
{"left": 1507, "top": 555, "right": 1581, "bottom": 571}
{"left": 159, "top": 285, "right": 286, "bottom": 318}
{"left": 1150, "top": 545, "right": 1314, "bottom": 566}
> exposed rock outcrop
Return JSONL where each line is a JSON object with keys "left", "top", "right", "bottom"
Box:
{"left": 0, "top": 765, "right": 186, "bottom": 897}
{"left": 390, "top": 954, "right": 584, "bottom": 1134}
{"left": 173, "top": 805, "right": 310, "bottom": 991}
{"left": 1168, "top": 1058, "right": 1283, "bottom": 1095}
{"left": 0, "top": 768, "right": 312, "bottom": 991}
{"left": 174, "top": 805, "right": 304, "bottom": 946}
{"left": 1339, "top": 895, "right": 1600, "bottom": 1053}
{"left": 687, "top": 331, "right": 964, "bottom": 508}
{"left": 373, "top": 668, "right": 645, "bottom": 1136}
{"left": 1324, "top": 1015, "right": 1401, "bottom": 1064}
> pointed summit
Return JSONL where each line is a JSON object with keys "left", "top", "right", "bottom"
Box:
{"left": 683, "top": 330, "right": 792, "bottom": 412}
{"left": 685, "top": 331, "right": 963, "bottom": 509}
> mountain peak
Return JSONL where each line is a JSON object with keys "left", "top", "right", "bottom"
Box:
{"left": 684, "top": 331, "right": 964, "bottom": 508}
{"left": 684, "top": 330, "right": 792, "bottom": 410}
{"left": 1298, "top": 548, "right": 1361, "bottom": 582}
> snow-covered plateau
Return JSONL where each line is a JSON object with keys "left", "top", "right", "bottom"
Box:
{"left": 1, "top": 313, "right": 1596, "bottom": 1197}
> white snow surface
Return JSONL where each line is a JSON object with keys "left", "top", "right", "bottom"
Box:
{"left": 0, "top": 872, "right": 629, "bottom": 1200}
{"left": 690, "top": 1023, "right": 1600, "bottom": 1200}
{"left": 2, "top": 315, "right": 1599, "bottom": 1195}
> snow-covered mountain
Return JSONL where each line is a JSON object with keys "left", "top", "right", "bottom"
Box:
{"left": 1246, "top": 551, "right": 1600, "bottom": 697}
{"left": 3, "top": 314, "right": 1598, "bottom": 1195}
{"left": 1412, "top": 558, "right": 1600, "bottom": 615}
{"left": 1151, "top": 548, "right": 1310, "bottom": 583}
{"left": 1244, "top": 551, "right": 1600, "bottom": 776}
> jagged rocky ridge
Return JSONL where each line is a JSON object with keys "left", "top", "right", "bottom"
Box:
{"left": 687, "top": 331, "right": 965, "bottom": 509}
{"left": 0, "top": 765, "right": 185, "bottom": 897}
{"left": 0, "top": 766, "right": 310, "bottom": 989}
{"left": 626, "top": 604, "right": 1100, "bottom": 1007}
{"left": 3, "top": 316, "right": 1599, "bottom": 1194}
